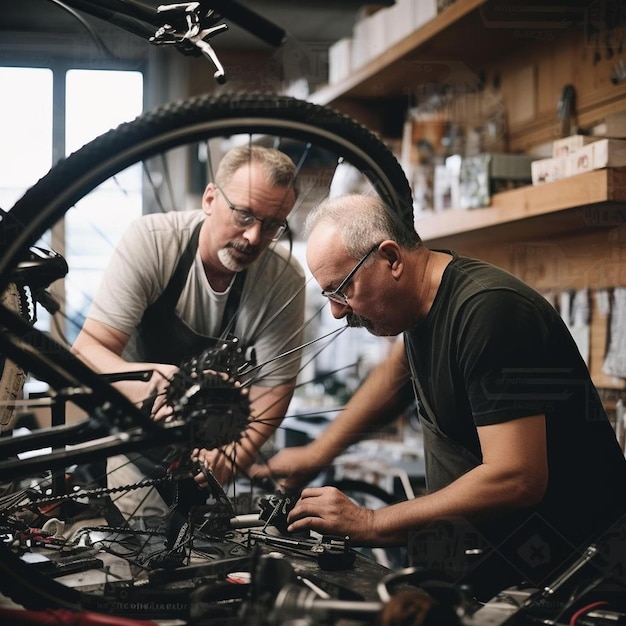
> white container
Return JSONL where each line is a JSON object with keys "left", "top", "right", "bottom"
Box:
{"left": 328, "top": 37, "right": 352, "bottom": 84}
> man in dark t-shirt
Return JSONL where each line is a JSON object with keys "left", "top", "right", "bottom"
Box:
{"left": 254, "top": 193, "right": 626, "bottom": 600}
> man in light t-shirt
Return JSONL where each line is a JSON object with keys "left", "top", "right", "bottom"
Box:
{"left": 73, "top": 145, "right": 305, "bottom": 518}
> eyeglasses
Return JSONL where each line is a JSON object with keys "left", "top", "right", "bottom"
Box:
{"left": 216, "top": 184, "right": 288, "bottom": 241}
{"left": 321, "top": 242, "right": 381, "bottom": 306}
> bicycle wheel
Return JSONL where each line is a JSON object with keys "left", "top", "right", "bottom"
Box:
{"left": 0, "top": 92, "right": 413, "bottom": 617}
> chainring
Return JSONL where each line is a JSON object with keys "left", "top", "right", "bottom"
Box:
{"left": 165, "top": 338, "right": 253, "bottom": 450}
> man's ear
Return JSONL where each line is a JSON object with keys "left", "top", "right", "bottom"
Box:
{"left": 378, "top": 240, "right": 402, "bottom": 275}
{"left": 202, "top": 182, "right": 217, "bottom": 215}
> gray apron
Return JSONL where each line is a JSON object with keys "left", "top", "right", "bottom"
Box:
{"left": 405, "top": 339, "right": 480, "bottom": 493}
{"left": 128, "top": 221, "right": 247, "bottom": 505}
{"left": 134, "top": 221, "right": 246, "bottom": 366}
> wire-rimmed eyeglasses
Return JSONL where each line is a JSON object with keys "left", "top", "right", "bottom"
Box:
{"left": 216, "top": 183, "right": 288, "bottom": 241}
{"left": 321, "top": 242, "right": 382, "bottom": 306}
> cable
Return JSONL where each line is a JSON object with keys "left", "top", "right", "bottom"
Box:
{"left": 569, "top": 601, "right": 609, "bottom": 626}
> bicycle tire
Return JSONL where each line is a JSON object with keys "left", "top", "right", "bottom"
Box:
{"left": 0, "top": 92, "right": 412, "bottom": 282}
{"left": 0, "top": 92, "right": 413, "bottom": 615}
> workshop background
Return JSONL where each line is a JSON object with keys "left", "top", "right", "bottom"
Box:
{"left": 2, "top": 0, "right": 626, "bottom": 495}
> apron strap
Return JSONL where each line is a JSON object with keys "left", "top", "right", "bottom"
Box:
{"left": 218, "top": 268, "right": 246, "bottom": 337}
{"left": 156, "top": 221, "right": 202, "bottom": 310}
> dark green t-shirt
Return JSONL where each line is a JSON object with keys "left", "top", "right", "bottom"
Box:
{"left": 404, "top": 252, "right": 626, "bottom": 553}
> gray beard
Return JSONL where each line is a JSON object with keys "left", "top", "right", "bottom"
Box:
{"left": 218, "top": 246, "right": 250, "bottom": 272}
{"left": 347, "top": 313, "right": 373, "bottom": 332}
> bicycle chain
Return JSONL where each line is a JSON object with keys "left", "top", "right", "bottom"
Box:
{"left": 6, "top": 475, "right": 174, "bottom": 515}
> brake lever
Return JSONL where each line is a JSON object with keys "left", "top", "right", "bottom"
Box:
{"left": 150, "top": 2, "right": 228, "bottom": 82}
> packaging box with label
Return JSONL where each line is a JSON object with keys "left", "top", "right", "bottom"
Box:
{"left": 552, "top": 135, "right": 598, "bottom": 157}
{"left": 569, "top": 138, "right": 626, "bottom": 175}
{"left": 531, "top": 155, "right": 572, "bottom": 184}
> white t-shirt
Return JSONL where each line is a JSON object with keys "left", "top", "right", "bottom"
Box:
{"left": 88, "top": 210, "right": 305, "bottom": 386}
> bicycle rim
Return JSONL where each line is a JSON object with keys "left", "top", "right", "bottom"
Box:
{"left": 0, "top": 92, "right": 413, "bottom": 616}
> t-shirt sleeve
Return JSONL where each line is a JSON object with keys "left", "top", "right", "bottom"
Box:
{"left": 456, "top": 289, "right": 557, "bottom": 426}
{"left": 88, "top": 218, "right": 163, "bottom": 335}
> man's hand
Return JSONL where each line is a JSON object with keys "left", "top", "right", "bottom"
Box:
{"left": 192, "top": 447, "right": 234, "bottom": 486}
{"left": 249, "top": 446, "right": 327, "bottom": 494}
{"left": 146, "top": 364, "right": 179, "bottom": 422}
{"left": 286, "top": 486, "right": 375, "bottom": 544}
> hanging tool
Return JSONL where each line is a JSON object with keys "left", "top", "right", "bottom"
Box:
{"left": 557, "top": 84, "right": 577, "bottom": 137}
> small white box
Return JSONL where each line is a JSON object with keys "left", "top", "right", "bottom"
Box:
{"left": 366, "top": 8, "right": 388, "bottom": 59}
{"left": 552, "top": 135, "right": 597, "bottom": 157}
{"left": 328, "top": 37, "right": 352, "bottom": 84}
{"left": 351, "top": 18, "right": 371, "bottom": 69}
{"left": 569, "top": 138, "right": 626, "bottom": 175}
{"left": 384, "top": 0, "right": 415, "bottom": 47}
{"left": 531, "top": 156, "right": 572, "bottom": 184}
{"left": 415, "top": 0, "right": 438, "bottom": 29}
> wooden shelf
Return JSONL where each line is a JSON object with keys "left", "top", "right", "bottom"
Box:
{"left": 415, "top": 169, "right": 626, "bottom": 248}
{"left": 309, "top": 0, "right": 532, "bottom": 106}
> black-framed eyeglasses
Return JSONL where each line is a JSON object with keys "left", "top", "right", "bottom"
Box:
{"left": 216, "top": 184, "right": 288, "bottom": 241}
{"left": 321, "top": 242, "right": 382, "bottom": 306}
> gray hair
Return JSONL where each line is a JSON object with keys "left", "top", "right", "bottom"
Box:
{"left": 304, "top": 194, "right": 421, "bottom": 257}
{"left": 215, "top": 145, "right": 297, "bottom": 193}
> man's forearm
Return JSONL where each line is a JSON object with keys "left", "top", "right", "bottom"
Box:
{"left": 73, "top": 342, "right": 160, "bottom": 403}
{"left": 309, "top": 340, "right": 411, "bottom": 464}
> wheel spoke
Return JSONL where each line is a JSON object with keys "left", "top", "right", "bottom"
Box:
{"left": 0, "top": 93, "right": 412, "bottom": 615}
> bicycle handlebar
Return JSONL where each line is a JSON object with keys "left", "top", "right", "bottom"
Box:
{"left": 203, "top": 0, "right": 286, "bottom": 47}
{"left": 54, "top": 0, "right": 286, "bottom": 48}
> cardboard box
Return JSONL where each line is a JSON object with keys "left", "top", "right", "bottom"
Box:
{"left": 552, "top": 135, "right": 598, "bottom": 157}
{"left": 531, "top": 155, "right": 572, "bottom": 184}
{"left": 594, "top": 111, "right": 626, "bottom": 138}
{"left": 569, "top": 138, "right": 626, "bottom": 175}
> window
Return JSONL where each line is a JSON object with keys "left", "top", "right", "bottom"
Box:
{"left": 1, "top": 65, "right": 143, "bottom": 344}
{"left": 0, "top": 67, "right": 53, "bottom": 209}
{"left": 64, "top": 69, "right": 143, "bottom": 341}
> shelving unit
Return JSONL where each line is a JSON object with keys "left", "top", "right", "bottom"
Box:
{"left": 309, "top": 0, "right": 626, "bottom": 392}
{"left": 308, "top": 0, "right": 626, "bottom": 253}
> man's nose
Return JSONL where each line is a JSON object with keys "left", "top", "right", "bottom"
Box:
{"left": 243, "top": 221, "right": 263, "bottom": 245}
{"left": 329, "top": 300, "right": 349, "bottom": 319}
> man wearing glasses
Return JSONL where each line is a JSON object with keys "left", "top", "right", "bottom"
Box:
{"left": 254, "top": 193, "right": 626, "bottom": 601}
{"left": 73, "top": 145, "right": 305, "bottom": 518}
